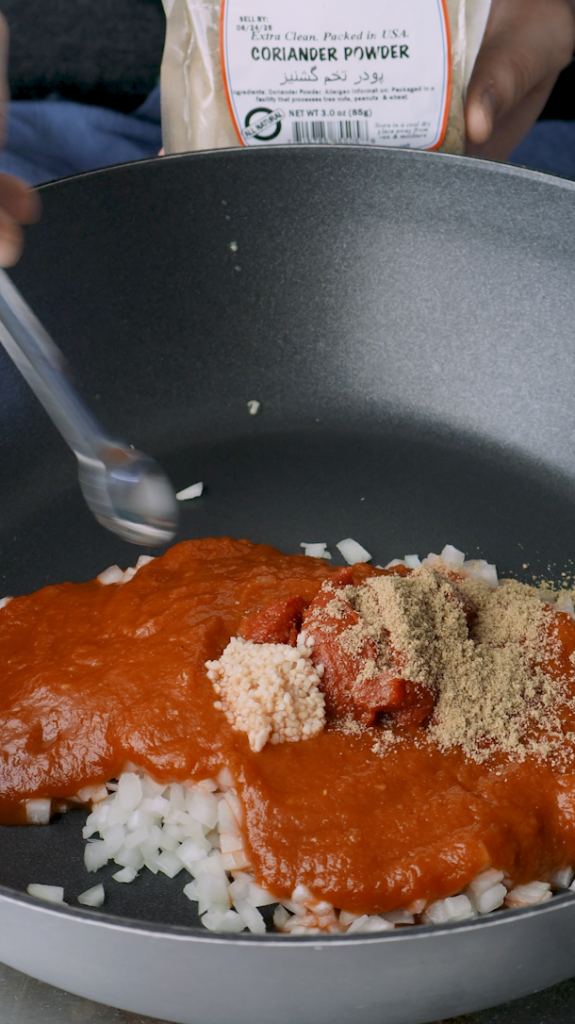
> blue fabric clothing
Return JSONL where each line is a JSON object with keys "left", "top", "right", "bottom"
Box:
{"left": 509, "top": 120, "right": 575, "bottom": 180}
{"left": 0, "top": 85, "right": 162, "bottom": 185}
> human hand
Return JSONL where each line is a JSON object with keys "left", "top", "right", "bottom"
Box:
{"left": 466, "top": 0, "right": 575, "bottom": 161}
{"left": 0, "top": 13, "right": 39, "bottom": 266}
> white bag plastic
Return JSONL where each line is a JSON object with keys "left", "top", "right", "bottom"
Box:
{"left": 161, "top": 0, "right": 491, "bottom": 155}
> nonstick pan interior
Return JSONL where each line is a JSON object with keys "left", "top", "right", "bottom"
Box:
{"left": 2, "top": 147, "right": 575, "bottom": 1023}
{"left": 2, "top": 148, "right": 575, "bottom": 594}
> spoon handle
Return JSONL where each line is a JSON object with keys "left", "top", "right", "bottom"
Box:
{"left": 0, "top": 268, "right": 112, "bottom": 464}
{"left": 0, "top": 268, "right": 178, "bottom": 546}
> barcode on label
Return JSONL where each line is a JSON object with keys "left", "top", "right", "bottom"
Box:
{"left": 291, "top": 120, "right": 371, "bottom": 144}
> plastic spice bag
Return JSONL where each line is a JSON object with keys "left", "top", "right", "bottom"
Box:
{"left": 161, "top": 0, "right": 491, "bottom": 155}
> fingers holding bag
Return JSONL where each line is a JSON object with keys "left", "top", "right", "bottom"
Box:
{"left": 466, "top": 0, "right": 575, "bottom": 160}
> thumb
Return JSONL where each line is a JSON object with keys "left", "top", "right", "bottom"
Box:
{"left": 466, "top": 85, "right": 498, "bottom": 147}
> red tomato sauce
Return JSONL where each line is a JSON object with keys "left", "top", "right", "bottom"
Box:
{"left": 1, "top": 537, "right": 575, "bottom": 914}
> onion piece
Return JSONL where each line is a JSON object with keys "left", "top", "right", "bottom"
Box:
{"left": 27, "top": 884, "right": 65, "bottom": 904}
{"left": 176, "top": 482, "right": 204, "bottom": 501}
{"left": 336, "top": 538, "right": 372, "bottom": 564}
{"left": 78, "top": 884, "right": 105, "bottom": 907}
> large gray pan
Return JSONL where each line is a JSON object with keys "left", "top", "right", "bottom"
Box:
{"left": 1, "top": 147, "right": 575, "bottom": 1024}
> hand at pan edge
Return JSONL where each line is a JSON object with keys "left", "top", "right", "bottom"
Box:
{"left": 0, "top": 13, "right": 40, "bottom": 266}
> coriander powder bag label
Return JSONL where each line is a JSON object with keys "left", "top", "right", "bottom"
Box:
{"left": 161, "top": 0, "right": 491, "bottom": 155}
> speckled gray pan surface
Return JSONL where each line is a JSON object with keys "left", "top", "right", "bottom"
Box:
{"left": 1, "top": 147, "right": 575, "bottom": 1024}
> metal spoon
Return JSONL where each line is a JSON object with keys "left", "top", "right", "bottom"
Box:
{"left": 0, "top": 269, "right": 178, "bottom": 546}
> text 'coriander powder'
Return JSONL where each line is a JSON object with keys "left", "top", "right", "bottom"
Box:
{"left": 161, "top": 0, "right": 491, "bottom": 155}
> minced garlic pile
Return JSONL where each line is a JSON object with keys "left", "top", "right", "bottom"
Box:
{"left": 206, "top": 637, "right": 325, "bottom": 752}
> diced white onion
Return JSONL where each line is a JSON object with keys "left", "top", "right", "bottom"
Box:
{"left": 273, "top": 905, "right": 290, "bottom": 929}
{"left": 246, "top": 882, "right": 277, "bottom": 908}
{"left": 103, "top": 823, "right": 126, "bottom": 856}
{"left": 118, "top": 773, "right": 143, "bottom": 811}
{"left": 26, "top": 799, "right": 51, "bottom": 825}
{"left": 97, "top": 565, "right": 123, "bottom": 585}
{"left": 216, "top": 767, "right": 234, "bottom": 791}
{"left": 167, "top": 783, "right": 186, "bottom": 814}
{"left": 114, "top": 846, "right": 145, "bottom": 870}
{"left": 202, "top": 909, "right": 245, "bottom": 933}
{"left": 127, "top": 809, "right": 154, "bottom": 832}
{"left": 27, "top": 884, "right": 65, "bottom": 904}
{"left": 84, "top": 840, "right": 109, "bottom": 872}
{"left": 186, "top": 792, "right": 219, "bottom": 830}
{"left": 467, "top": 868, "right": 505, "bottom": 897}
{"left": 462, "top": 558, "right": 498, "bottom": 587}
{"left": 222, "top": 789, "right": 244, "bottom": 827}
{"left": 177, "top": 838, "right": 209, "bottom": 869}
{"left": 300, "top": 543, "right": 332, "bottom": 560}
{"left": 346, "top": 915, "right": 394, "bottom": 934}
{"left": 403, "top": 555, "right": 421, "bottom": 569}
{"left": 197, "top": 873, "right": 230, "bottom": 913}
{"left": 78, "top": 884, "right": 105, "bottom": 907}
{"left": 233, "top": 898, "right": 266, "bottom": 934}
{"left": 164, "top": 823, "right": 186, "bottom": 841}
{"left": 473, "top": 884, "right": 507, "bottom": 915}
{"left": 381, "top": 908, "right": 415, "bottom": 925}
{"left": 228, "top": 877, "right": 250, "bottom": 902}
{"left": 156, "top": 850, "right": 184, "bottom": 878}
{"left": 142, "top": 853, "right": 161, "bottom": 875}
{"left": 135, "top": 555, "right": 155, "bottom": 569}
{"left": 182, "top": 880, "right": 199, "bottom": 902}
{"left": 194, "top": 778, "right": 219, "bottom": 795}
{"left": 440, "top": 544, "right": 465, "bottom": 567}
{"left": 141, "top": 795, "right": 169, "bottom": 816}
{"left": 176, "top": 482, "right": 204, "bottom": 501}
{"left": 339, "top": 909, "right": 361, "bottom": 927}
{"left": 217, "top": 798, "right": 239, "bottom": 836}
{"left": 113, "top": 866, "right": 139, "bottom": 883}
{"left": 422, "top": 901, "right": 449, "bottom": 925}
{"left": 141, "top": 777, "right": 167, "bottom": 798}
{"left": 219, "top": 833, "right": 244, "bottom": 854}
{"left": 506, "top": 881, "right": 552, "bottom": 907}
{"left": 123, "top": 826, "right": 150, "bottom": 849}
{"left": 336, "top": 538, "right": 372, "bottom": 564}
{"left": 220, "top": 850, "right": 251, "bottom": 871}
{"left": 107, "top": 800, "right": 131, "bottom": 827}
{"left": 423, "top": 895, "right": 475, "bottom": 924}
{"left": 553, "top": 867, "right": 575, "bottom": 888}
{"left": 444, "top": 895, "right": 476, "bottom": 921}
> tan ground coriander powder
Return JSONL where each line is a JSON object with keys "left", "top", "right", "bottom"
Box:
{"left": 338, "top": 566, "right": 575, "bottom": 764}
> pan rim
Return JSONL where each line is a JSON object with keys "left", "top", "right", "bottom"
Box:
{"left": 32, "top": 143, "right": 575, "bottom": 197}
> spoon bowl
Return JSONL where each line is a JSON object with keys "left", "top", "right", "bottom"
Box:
{"left": 78, "top": 445, "right": 179, "bottom": 546}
